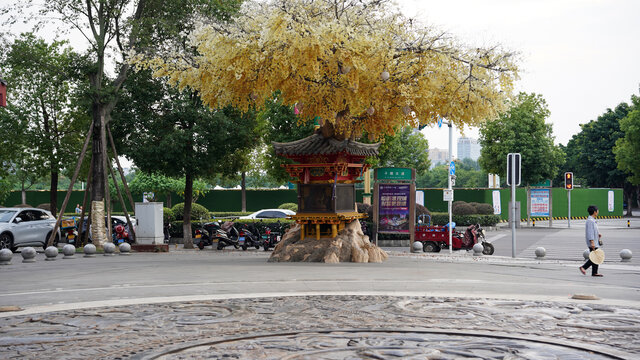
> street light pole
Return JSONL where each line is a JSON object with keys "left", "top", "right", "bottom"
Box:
{"left": 447, "top": 121, "right": 453, "bottom": 254}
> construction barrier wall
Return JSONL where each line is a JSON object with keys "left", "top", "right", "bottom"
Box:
{"left": 3, "top": 187, "right": 622, "bottom": 219}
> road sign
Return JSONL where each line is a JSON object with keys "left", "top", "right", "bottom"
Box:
{"left": 449, "top": 161, "right": 455, "bottom": 175}
{"left": 376, "top": 167, "right": 413, "bottom": 181}
{"left": 437, "top": 116, "right": 443, "bottom": 128}
{"left": 443, "top": 189, "right": 453, "bottom": 202}
{"left": 506, "top": 153, "right": 521, "bottom": 186}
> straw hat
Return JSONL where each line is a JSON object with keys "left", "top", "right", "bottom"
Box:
{"left": 589, "top": 248, "right": 605, "bottom": 265}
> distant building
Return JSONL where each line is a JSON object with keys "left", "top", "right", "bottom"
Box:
{"left": 428, "top": 148, "right": 449, "bottom": 168}
{"left": 457, "top": 137, "right": 481, "bottom": 161}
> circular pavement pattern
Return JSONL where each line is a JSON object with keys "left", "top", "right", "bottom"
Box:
{"left": 1, "top": 295, "right": 638, "bottom": 359}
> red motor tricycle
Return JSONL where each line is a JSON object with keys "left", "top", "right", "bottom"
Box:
{"left": 415, "top": 215, "right": 494, "bottom": 255}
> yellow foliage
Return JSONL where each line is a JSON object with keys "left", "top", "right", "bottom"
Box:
{"left": 132, "top": 0, "right": 518, "bottom": 140}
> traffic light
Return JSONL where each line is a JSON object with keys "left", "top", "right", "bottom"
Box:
{"left": 564, "top": 172, "right": 573, "bottom": 190}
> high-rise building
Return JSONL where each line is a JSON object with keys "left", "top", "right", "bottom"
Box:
{"left": 457, "top": 137, "right": 481, "bottom": 161}
{"left": 428, "top": 148, "right": 449, "bottom": 168}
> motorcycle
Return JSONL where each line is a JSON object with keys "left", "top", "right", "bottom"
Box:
{"left": 262, "top": 221, "right": 283, "bottom": 251}
{"left": 209, "top": 220, "right": 240, "bottom": 250}
{"left": 239, "top": 223, "right": 261, "bottom": 251}
{"left": 61, "top": 217, "right": 78, "bottom": 245}
{"left": 194, "top": 224, "right": 211, "bottom": 250}
{"left": 112, "top": 224, "right": 130, "bottom": 245}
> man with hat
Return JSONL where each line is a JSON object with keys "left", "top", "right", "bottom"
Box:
{"left": 580, "top": 205, "right": 604, "bottom": 277}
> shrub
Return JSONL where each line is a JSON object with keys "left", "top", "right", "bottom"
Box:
{"left": 356, "top": 202, "right": 373, "bottom": 218}
{"left": 36, "top": 203, "right": 51, "bottom": 211}
{"left": 431, "top": 213, "right": 501, "bottom": 226}
{"left": 473, "top": 203, "right": 494, "bottom": 215}
{"left": 452, "top": 201, "right": 475, "bottom": 215}
{"left": 278, "top": 202, "right": 298, "bottom": 211}
{"left": 171, "top": 203, "right": 210, "bottom": 221}
{"left": 163, "top": 207, "right": 174, "bottom": 224}
{"left": 416, "top": 204, "right": 430, "bottom": 217}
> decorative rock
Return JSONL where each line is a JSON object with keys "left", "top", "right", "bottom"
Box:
{"left": 119, "top": 242, "right": 131, "bottom": 255}
{"left": 380, "top": 71, "right": 390, "bottom": 81}
{"left": 412, "top": 241, "right": 423, "bottom": 252}
{"left": 44, "top": 246, "right": 59, "bottom": 261}
{"left": 103, "top": 243, "right": 116, "bottom": 256}
{"left": 0, "top": 248, "right": 13, "bottom": 265}
{"left": 269, "top": 221, "right": 387, "bottom": 263}
{"left": 583, "top": 249, "right": 590, "bottom": 260}
{"left": 535, "top": 247, "right": 546, "bottom": 259}
{"left": 21, "top": 247, "right": 36, "bottom": 263}
{"left": 620, "top": 249, "right": 632, "bottom": 262}
{"left": 472, "top": 243, "right": 484, "bottom": 256}
{"left": 83, "top": 244, "right": 97, "bottom": 258}
{"left": 62, "top": 244, "right": 76, "bottom": 259}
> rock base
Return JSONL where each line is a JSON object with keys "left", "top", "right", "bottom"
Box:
{"left": 269, "top": 220, "right": 387, "bottom": 263}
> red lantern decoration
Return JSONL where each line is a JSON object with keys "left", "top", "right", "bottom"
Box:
{"left": 0, "top": 77, "right": 7, "bottom": 107}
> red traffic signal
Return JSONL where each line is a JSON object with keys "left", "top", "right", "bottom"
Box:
{"left": 564, "top": 172, "right": 573, "bottom": 190}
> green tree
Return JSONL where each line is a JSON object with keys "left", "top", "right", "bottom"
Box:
{"left": 113, "top": 70, "right": 258, "bottom": 248}
{"left": 260, "top": 92, "right": 316, "bottom": 183}
{"left": 0, "top": 34, "right": 88, "bottom": 215}
{"left": 613, "top": 94, "right": 640, "bottom": 213}
{"left": 375, "top": 127, "right": 430, "bottom": 177}
{"left": 479, "top": 92, "right": 564, "bottom": 186}
{"left": 128, "top": 172, "right": 181, "bottom": 208}
{"left": 2, "top": 0, "right": 242, "bottom": 245}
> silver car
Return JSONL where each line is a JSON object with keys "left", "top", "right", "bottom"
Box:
{"left": 0, "top": 207, "right": 61, "bottom": 252}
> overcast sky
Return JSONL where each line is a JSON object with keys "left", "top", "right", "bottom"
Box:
{"left": 401, "top": 0, "right": 640, "bottom": 155}
{"left": 5, "top": 0, "right": 639, "bottom": 158}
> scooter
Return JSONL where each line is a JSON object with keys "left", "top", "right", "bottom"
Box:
{"left": 239, "top": 223, "right": 261, "bottom": 251}
{"left": 262, "top": 221, "right": 283, "bottom": 251}
{"left": 112, "top": 224, "right": 130, "bottom": 245}
{"left": 211, "top": 221, "right": 240, "bottom": 250}
{"left": 61, "top": 217, "right": 78, "bottom": 245}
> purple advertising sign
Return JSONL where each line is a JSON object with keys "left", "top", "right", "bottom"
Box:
{"left": 378, "top": 184, "right": 410, "bottom": 233}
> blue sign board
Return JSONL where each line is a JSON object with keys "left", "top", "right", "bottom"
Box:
{"left": 449, "top": 161, "right": 455, "bottom": 175}
{"left": 530, "top": 189, "right": 550, "bottom": 217}
{"left": 437, "top": 117, "right": 443, "bottom": 128}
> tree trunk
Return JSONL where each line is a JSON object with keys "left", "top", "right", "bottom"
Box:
{"left": 241, "top": 171, "right": 246, "bottom": 212}
{"left": 21, "top": 181, "right": 26, "bottom": 205}
{"left": 167, "top": 193, "right": 172, "bottom": 208}
{"left": 50, "top": 171, "right": 58, "bottom": 216}
{"left": 182, "top": 172, "right": 194, "bottom": 249}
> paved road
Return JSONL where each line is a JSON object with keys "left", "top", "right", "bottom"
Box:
{"left": 1, "top": 225, "right": 639, "bottom": 360}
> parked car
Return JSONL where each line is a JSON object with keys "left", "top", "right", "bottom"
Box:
{"left": 0, "top": 207, "right": 61, "bottom": 251}
{"left": 81, "top": 215, "right": 137, "bottom": 244}
{"left": 238, "top": 209, "right": 295, "bottom": 219}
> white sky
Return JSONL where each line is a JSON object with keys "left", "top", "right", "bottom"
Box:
{"left": 401, "top": 0, "right": 640, "bottom": 155}
{"left": 5, "top": 0, "right": 640, "bottom": 159}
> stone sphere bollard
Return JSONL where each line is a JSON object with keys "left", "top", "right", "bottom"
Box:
{"left": 44, "top": 246, "right": 59, "bottom": 261}
{"left": 21, "top": 247, "right": 37, "bottom": 263}
{"left": 0, "top": 248, "right": 13, "bottom": 265}
{"left": 620, "top": 249, "right": 632, "bottom": 262}
{"left": 412, "top": 241, "right": 423, "bottom": 252}
{"left": 83, "top": 243, "right": 97, "bottom": 258}
{"left": 62, "top": 244, "right": 76, "bottom": 259}
{"left": 535, "top": 247, "right": 546, "bottom": 259}
{"left": 119, "top": 242, "right": 131, "bottom": 255}
{"left": 472, "top": 243, "right": 484, "bottom": 256}
{"left": 583, "top": 249, "right": 590, "bottom": 260}
{"left": 103, "top": 243, "right": 116, "bottom": 256}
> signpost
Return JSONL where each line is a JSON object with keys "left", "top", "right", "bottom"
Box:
{"left": 507, "top": 153, "right": 521, "bottom": 258}
{"left": 373, "top": 168, "right": 416, "bottom": 250}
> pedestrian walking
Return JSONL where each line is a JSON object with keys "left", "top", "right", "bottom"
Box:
{"left": 580, "top": 205, "right": 603, "bottom": 277}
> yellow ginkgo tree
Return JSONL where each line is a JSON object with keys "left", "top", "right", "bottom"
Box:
{"left": 132, "top": 0, "right": 519, "bottom": 140}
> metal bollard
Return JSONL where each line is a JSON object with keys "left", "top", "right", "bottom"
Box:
{"left": 532, "top": 219, "right": 535, "bottom": 227}
{"left": 628, "top": 220, "right": 631, "bottom": 228}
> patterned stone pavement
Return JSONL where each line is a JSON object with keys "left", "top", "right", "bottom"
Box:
{"left": 1, "top": 295, "right": 639, "bottom": 359}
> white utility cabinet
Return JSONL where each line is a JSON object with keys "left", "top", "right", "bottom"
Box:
{"left": 134, "top": 202, "right": 164, "bottom": 244}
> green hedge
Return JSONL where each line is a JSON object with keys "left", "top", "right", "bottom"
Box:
{"left": 429, "top": 213, "right": 501, "bottom": 226}
{"left": 210, "top": 211, "right": 253, "bottom": 217}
